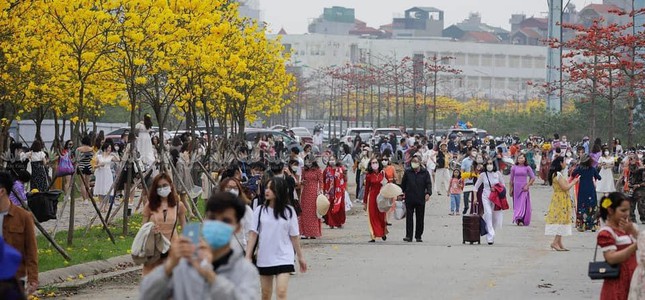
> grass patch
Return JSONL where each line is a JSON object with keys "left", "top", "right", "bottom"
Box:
{"left": 37, "top": 214, "right": 143, "bottom": 272}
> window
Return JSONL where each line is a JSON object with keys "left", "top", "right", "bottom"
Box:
{"left": 534, "top": 56, "right": 546, "bottom": 69}
{"left": 509, "top": 55, "right": 520, "bottom": 68}
{"left": 481, "top": 77, "right": 492, "bottom": 88}
{"left": 521, "top": 56, "right": 533, "bottom": 68}
{"left": 508, "top": 78, "right": 520, "bottom": 90}
{"left": 467, "top": 54, "right": 480, "bottom": 66}
{"left": 494, "top": 55, "right": 506, "bottom": 67}
{"left": 493, "top": 77, "right": 505, "bottom": 89}
{"left": 466, "top": 76, "right": 478, "bottom": 89}
{"left": 481, "top": 55, "right": 493, "bottom": 67}
{"left": 454, "top": 53, "right": 466, "bottom": 65}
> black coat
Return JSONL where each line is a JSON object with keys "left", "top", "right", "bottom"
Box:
{"left": 401, "top": 168, "right": 432, "bottom": 205}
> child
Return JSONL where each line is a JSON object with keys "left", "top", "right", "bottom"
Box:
{"left": 449, "top": 169, "right": 464, "bottom": 215}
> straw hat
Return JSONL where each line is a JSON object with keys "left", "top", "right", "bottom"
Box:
{"left": 316, "top": 194, "right": 330, "bottom": 216}
{"left": 380, "top": 183, "right": 403, "bottom": 198}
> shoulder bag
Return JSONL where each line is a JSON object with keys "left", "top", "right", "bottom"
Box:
{"left": 588, "top": 228, "right": 621, "bottom": 280}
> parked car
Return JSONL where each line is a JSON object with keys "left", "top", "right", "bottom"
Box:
{"left": 405, "top": 128, "right": 426, "bottom": 137}
{"left": 372, "top": 128, "right": 403, "bottom": 145}
{"left": 270, "top": 125, "right": 288, "bottom": 131}
{"left": 340, "top": 127, "right": 374, "bottom": 147}
{"left": 243, "top": 128, "right": 297, "bottom": 149}
{"left": 290, "top": 127, "right": 313, "bottom": 144}
{"left": 106, "top": 126, "right": 171, "bottom": 144}
{"left": 448, "top": 128, "right": 478, "bottom": 140}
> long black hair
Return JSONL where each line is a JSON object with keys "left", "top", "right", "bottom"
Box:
{"left": 144, "top": 114, "right": 153, "bottom": 130}
{"left": 367, "top": 156, "right": 383, "bottom": 174}
{"left": 264, "top": 177, "right": 293, "bottom": 220}
{"left": 547, "top": 156, "right": 564, "bottom": 186}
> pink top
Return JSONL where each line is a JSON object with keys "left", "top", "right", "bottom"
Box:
{"left": 449, "top": 178, "right": 463, "bottom": 195}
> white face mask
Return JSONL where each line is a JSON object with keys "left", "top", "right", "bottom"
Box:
{"left": 566, "top": 152, "right": 572, "bottom": 157}
{"left": 411, "top": 162, "right": 420, "bottom": 169}
{"left": 329, "top": 160, "right": 336, "bottom": 166}
{"left": 639, "top": 154, "right": 643, "bottom": 159}
{"left": 486, "top": 165, "right": 494, "bottom": 172}
{"left": 227, "top": 188, "right": 239, "bottom": 196}
{"left": 157, "top": 186, "right": 171, "bottom": 197}
{"left": 291, "top": 166, "right": 298, "bottom": 172}
{"left": 381, "top": 160, "right": 388, "bottom": 166}
{"left": 604, "top": 151, "right": 610, "bottom": 156}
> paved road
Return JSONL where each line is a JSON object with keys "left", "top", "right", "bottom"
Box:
{"left": 64, "top": 180, "right": 602, "bottom": 300}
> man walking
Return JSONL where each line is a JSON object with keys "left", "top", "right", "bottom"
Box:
{"left": 400, "top": 157, "right": 432, "bottom": 242}
{"left": 0, "top": 171, "right": 39, "bottom": 294}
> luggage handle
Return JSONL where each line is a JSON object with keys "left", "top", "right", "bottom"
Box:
{"left": 468, "top": 191, "right": 479, "bottom": 215}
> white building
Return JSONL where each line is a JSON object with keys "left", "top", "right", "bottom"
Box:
{"left": 276, "top": 33, "right": 548, "bottom": 101}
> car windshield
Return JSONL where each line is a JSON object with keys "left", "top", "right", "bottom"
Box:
{"left": 292, "top": 128, "right": 310, "bottom": 136}
{"left": 348, "top": 129, "right": 373, "bottom": 136}
{"left": 375, "top": 129, "right": 401, "bottom": 136}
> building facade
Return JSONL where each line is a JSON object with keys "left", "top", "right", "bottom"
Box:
{"left": 277, "top": 34, "right": 546, "bottom": 102}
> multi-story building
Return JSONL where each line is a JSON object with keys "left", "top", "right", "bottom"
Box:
{"left": 308, "top": 6, "right": 357, "bottom": 35}
{"left": 391, "top": 7, "right": 444, "bottom": 38}
{"left": 238, "top": 0, "right": 261, "bottom": 22}
{"left": 277, "top": 33, "right": 546, "bottom": 102}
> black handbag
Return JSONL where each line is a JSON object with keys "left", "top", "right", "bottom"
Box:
{"left": 588, "top": 243, "right": 620, "bottom": 280}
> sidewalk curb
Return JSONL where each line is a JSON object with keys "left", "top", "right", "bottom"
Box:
{"left": 52, "top": 266, "right": 141, "bottom": 290}
{"left": 40, "top": 254, "right": 139, "bottom": 287}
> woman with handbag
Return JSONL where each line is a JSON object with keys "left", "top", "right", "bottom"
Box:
{"left": 299, "top": 155, "right": 323, "bottom": 239}
{"left": 323, "top": 156, "right": 347, "bottom": 229}
{"left": 246, "top": 177, "right": 307, "bottom": 300}
{"left": 597, "top": 192, "right": 638, "bottom": 300}
{"left": 473, "top": 159, "right": 505, "bottom": 245}
{"left": 363, "top": 157, "right": 388, "bottom": 243}
{"left": 545, "top": 157, "right": 580, "bottom": 251}
{"left": 142, "top": 173, "right": 186, "bottom": 276}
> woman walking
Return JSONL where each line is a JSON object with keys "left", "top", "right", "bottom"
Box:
{"left": 545, "top": 157, "right": 580, "bottom": 251}
{"left": 142, "top": 173, "right": 186, "bottom": 275}
{"left": 473, "top": 159, "right": 506, "bottom": 245}
{"left": 597, "top": 192, "right": 638, "bottom": 300}
{"left": 539, "top": 150, "right": 550, "bottom": 185}
{"left": 299, "top": 156, "right": 323, "bottom": 239}
{"left": 246, "top": 177, "right": 307, "bottom": 300}
{"left": 323, "top": 156, "right": 347, "bottom": 229}
{"left": 22, "top": 139, "right": 49, "bottom": 192}
{"left": 510, "top": 153, "right": 536, "bottom": 226}
{"left": 363, "top": 157, "right": 388, "bottom": 243}
{"left": 573, "top": 154, "right": 602, "bottom": 232}
{"left": 597, "top": 147, "right": 617, "bottom": 198}
{"left": 76, "top": 136, "right": 95, "bottom": 201}
{"left": 136, "top": 114, "right": 155, "bottom": 168}
{"left": 218, "top": 177, "right": 253, "bottom": 249}
{"left": 94, "top": 143, "right": 120, "bottom": 212}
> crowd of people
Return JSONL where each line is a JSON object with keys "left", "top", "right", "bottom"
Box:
{"left": 4, "top": 116, "right": 645, "bottom": 299}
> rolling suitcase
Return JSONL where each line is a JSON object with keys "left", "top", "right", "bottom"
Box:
{"left": 462, "top": 197, "right": 483, "bottom": 244}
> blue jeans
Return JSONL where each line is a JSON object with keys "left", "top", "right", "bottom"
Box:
{"left": 450, "top": 194, "right": 461, "bottom": 213}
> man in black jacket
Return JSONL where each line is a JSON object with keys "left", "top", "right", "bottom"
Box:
{"left": 400, "top": 156, "right": 432, "bottom": 242}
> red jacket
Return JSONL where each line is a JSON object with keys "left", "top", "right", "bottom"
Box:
{"left": 489, "top": 183, "right": 509, "bottom": 211}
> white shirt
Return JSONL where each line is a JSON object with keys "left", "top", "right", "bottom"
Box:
{"left": 251, "top": 206, "right": 299, "bottom": 268}
{"left": 313, "top": 134, "right": 323, "bottom": 146}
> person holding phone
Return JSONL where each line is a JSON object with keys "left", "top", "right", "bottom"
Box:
{"left": 141, "top": 192, "right": 260, "bottom": 299}
{"left": 142, "top": 173, "right": 186, "bottom": 275}
{"left": 246, "top": 177, "right": 307, "bottom": 300}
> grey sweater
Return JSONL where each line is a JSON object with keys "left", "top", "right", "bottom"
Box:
{"left": 140, "top": 250, "right": 260, "bottom": 300}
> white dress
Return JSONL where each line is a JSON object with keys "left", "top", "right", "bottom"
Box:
{"left": 136, "top": 122, "right": 155, "bottom": 167}
{"left": 94, "top": 154, "right": 114, "bottom": 196}
{"left": 596, "top": 156, "right": 616, "bottom": 193}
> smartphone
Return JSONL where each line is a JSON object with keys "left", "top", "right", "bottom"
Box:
{"left": 183, "top": 222, "right": 201, "bottom": 245}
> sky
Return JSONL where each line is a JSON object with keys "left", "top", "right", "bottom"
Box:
{"left": 259, "top": 0, "right": 600, "bottom": 34}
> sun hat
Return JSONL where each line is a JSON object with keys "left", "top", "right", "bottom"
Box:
{"left": 0, "top": 236, "right": 22, "bottom": 280}
{"left": 316, "top": 194, "right": 330, "bottom": 216}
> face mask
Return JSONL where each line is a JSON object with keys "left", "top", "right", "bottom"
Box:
{"left": 362, "top": 150, "right": 368, "bottom": 156}
{"left": 639, "top": 154, "right": 643, "bottom": 160}
{"left": 157, "top": 186, "right": 171, "bottom": 197}
{"left": 566, "top": 152, "right": 572, "bottom": 157}
{"left": 411, "top": 162, "right": 420, "bottom": 169}
{"left": 604, "top": 151, "right": 609, "bottom": 156}
{"left": 329, "top": 160, "right": 336, "bottom": 166}
{"left": 202, "top": 220, "right": 235, "bottom": 249}
{"left": 227, "top": 188, "right": 239, "bottom": 196}
{"left": 371, "top": 163, "right": 379, "bottom": 170}
{"left": 486, "top": 165, "right": 494, "bottom": 172}
{"left": 381, "top": 160, "right": 388, "bottom": 166}
{"left": 114, "top": 145, "right": 120, "bottom": 151}
{"left": 291, "top": 166, "right": 298, "bottom": 172}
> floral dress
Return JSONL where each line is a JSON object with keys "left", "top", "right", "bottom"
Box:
{"left": 298, "top": 168, "right": 323, "bottom": 238}
{"left": 597, "top": 226, "right": 637, "bottom": 300}
{"left": 545, "top": 172, "right": 572, "bottom": 236}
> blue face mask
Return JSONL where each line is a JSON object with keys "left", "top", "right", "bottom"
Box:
{"left": 202, "top": 220, "right": 235, "bottom": 249}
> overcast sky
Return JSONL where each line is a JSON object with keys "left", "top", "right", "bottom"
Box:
{"left": 260, "top": 0, "right": 598, "bottom": 34}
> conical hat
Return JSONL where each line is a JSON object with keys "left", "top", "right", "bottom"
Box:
{"left": 316, "top": 194, "right": 330, "bottom": 216}
{"left": 380, "top": 183, "right": 402, "bottom": 198}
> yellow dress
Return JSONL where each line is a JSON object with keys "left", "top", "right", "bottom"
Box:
{"left": 545, "top": 172, "right": 573, "bottom": 236}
